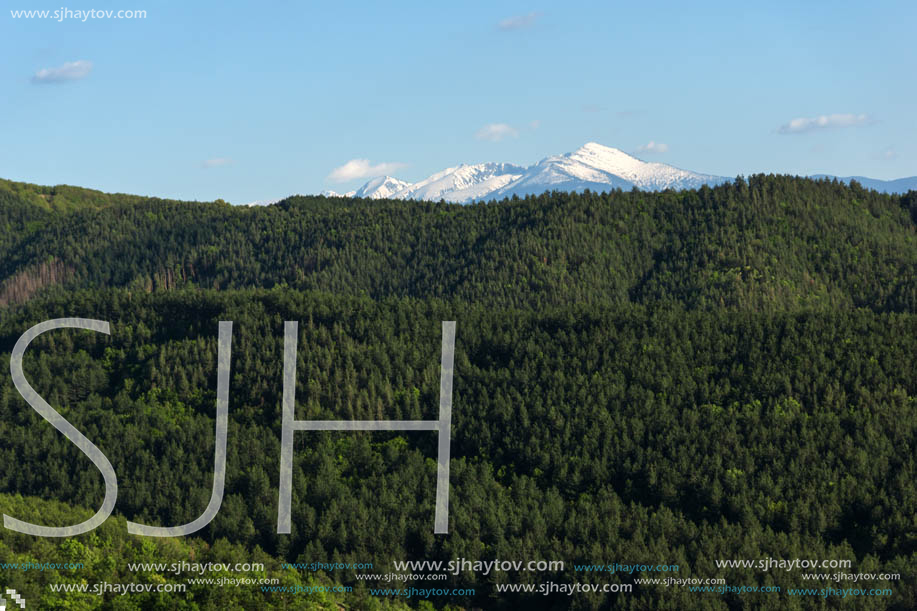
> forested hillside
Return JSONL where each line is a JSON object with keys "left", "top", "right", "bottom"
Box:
{"left": 1, "top": 177, "right": 916, "bottom": 609}
{"left": 0, "top": 492, "right": 381, "bottom": 610}
{"left": 0, "top": 175, "right": 915, "bottom": 311}
{"left": 0, "top": 177, "right": 217, "bottom": 213}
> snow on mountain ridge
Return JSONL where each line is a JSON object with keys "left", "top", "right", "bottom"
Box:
{"left": 568, "top": 142, "right": 723, "bottom": 189}
{"left": 491, "top": 143, "right": 728, "bottom": 199}
{"left": 395, "top": 162, "right": 526, "bottom": 202}
{"left": 353, "top": 176, "right": 412, "bottom": 199}
{"left": 343, "top": 143, "right": 730, "bottom": 204}
{"left": 570, "top": 142, "right": 647, "bottom": 177}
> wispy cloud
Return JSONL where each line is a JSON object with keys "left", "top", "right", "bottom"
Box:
{"left": 201, "top": 158, "right": 233, "bottom": 169}
{"left": 874, "top": 146, "right": 898, "bottom": 161}
{"left": 635, "top": 141, "right": 669, "bottom": 154}
{"left": 327, "top": 158, "right": 408, "bottom": 182}
{"left": 32, "top": 60, "right": 92, "bottom": 83}
{"left": 475, "top": 123, "right": 519, "bottom": 142}
{"left": 777, "top": 113, "right": 871, "bottom": 134}
{"left": 498, "top": 11, "right": 540, "bottom": 31}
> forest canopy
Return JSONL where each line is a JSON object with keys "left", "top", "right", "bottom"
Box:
{"left": 1, "top": 176, "right": 916, "bottom": 609}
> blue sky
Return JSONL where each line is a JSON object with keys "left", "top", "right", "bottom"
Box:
{"left": 1, "top": 0, "right": 914, "bottom": 203}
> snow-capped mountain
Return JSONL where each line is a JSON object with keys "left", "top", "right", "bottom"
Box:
{"left": 319, "top": 189, "right": 355, "bottom": 198}
{"left": 339, "top": 143, "right": 729, "bottom": 204}
{"left": 394, "top": 162, "right": 525, "bottom": 202}
{"left": 316, "top": 143, "right": 915, "bottom": 205}
{"left": 494, "top": 142, "right": 727, "bottom": 199}
{"left": 352, "top": 176, "right": 411, "bottom": 199}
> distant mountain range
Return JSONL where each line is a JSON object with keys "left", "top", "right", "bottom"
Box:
{"left": 809, "top": 174, "right": 917, "bottom": 194}
{"left": 315, "top": 142, "right": 916, "bottom": 204}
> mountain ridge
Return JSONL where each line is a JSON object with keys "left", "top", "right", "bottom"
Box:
{"left": 810, "top": 174, "right": 917, "bottom": 194}
{"left": 347, "top": 142, "right": 730, "bottom": 203}
{"left": 335, "top": 142, "right": 916, "bottom": 203}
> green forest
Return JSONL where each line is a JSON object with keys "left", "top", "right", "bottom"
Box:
{"left": 1, "top": 175, "right": 916, "bottom": 609}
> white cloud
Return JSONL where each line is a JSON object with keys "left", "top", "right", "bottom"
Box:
{"left": 201, "top": 158, "right": 233, "bottom": 168}
{"left": 498, "top": 12, "right": 540, "bottom": 31}
{"left": 874, "top": 147, "right": 898, "bottom": 161}
{"left": 635, "top": 141, "right": 669, "bottom": 154}
{"left": 475, "top": 123, "right": 519, "bottom": 142}
{"left": 327, "top": 159, "right": 408, "bottom": 182}
{"left": 777, "top": 113, "right": 871, "bottom": 134}
{"left": 32, "top": 60, "right": 93, "bottom": 83}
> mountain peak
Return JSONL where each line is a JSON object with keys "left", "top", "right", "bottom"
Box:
{"left": 353, "top": 175, "right": 412, "bottom": 199}
{"left": 567, "top": 142, "right": 645, "bottom": 176}
{"left": 576, "top": 142, "right": 630, "bottom": 156}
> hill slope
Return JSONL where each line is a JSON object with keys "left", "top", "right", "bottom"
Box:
{"left": 2, "top": 175, "right": 917, "bottom": 608}
{"left": 1, "top": 175, "right": 915, "bottom": 312}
